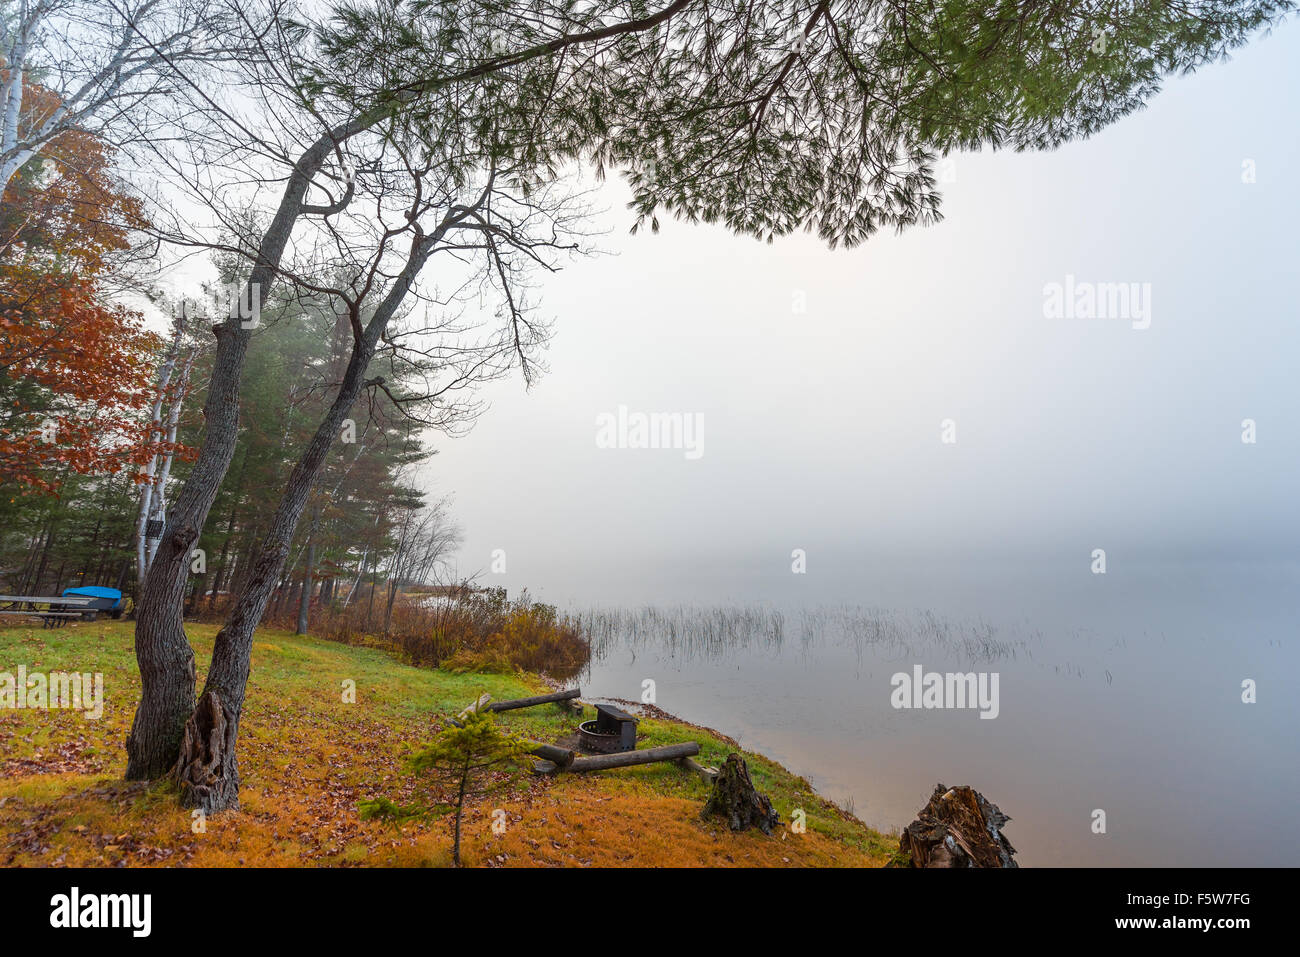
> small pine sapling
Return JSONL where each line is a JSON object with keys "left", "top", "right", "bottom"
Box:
{"left": 360, "top": 707, "right": 531, "bottom": 866}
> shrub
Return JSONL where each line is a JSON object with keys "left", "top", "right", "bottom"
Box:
{"left": 259, "top": 583, "right": 590, "bottom": 680}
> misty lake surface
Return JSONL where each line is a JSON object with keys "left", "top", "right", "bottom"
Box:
{"left": 556, "top": 556, "right": 1299, "bottom": 866}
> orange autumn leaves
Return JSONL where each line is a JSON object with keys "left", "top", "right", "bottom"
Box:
{"left": 0, "top": 78, "right": 175, "bottom": 495}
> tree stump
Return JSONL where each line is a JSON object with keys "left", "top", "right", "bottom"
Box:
{"left": 894, "top": 783, "right": 1017, "bottom": 868}
{"left": 173, "top": 690, "right": 240, "bottom": 814}
{"left": 701, "top": 753, "right": 780, "bottom": 835}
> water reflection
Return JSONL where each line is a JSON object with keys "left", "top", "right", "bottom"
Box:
{"left": 565, "top": 586, "right": 1298, "bottom": 867}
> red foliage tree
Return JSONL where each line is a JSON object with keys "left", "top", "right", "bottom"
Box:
{"left": 0, "top": 79, "right": 165, "bottom": 495}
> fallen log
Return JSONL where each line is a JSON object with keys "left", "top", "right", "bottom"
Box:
{"left": 568, "top": 742, "right": 699, "bottom": 773}
{"left": 676, "top": 755, "right": 719, "bottom": 784}
{"left": 457, "top": 693, "right": 492, "bottom": 719}
{"left": 485, "top": 689, "right": 581, "bottom": 713}
{"left": 530, "top": 743, "right": 575, "bottom": 768}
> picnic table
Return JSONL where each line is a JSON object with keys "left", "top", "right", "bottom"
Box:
{"left": 0, "top": 591, "right": 118, "bottom": 628}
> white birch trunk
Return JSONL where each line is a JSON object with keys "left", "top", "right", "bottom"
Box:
{"left": 135, "top": 323, "right": 184, "bottom": 580}
{"left": 145, "top": 346, "right": 196, "bottom": 568}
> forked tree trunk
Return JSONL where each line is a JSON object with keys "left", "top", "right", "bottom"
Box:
{"left": 126, "top": 127, "right": 355, "bottom": 781}
{"left": 127, "top": 312, "right": 267, "bottom": 779}
{"left": 173, "top": 238, "right": 433, "bottom": 812}
{"left": 174, "top": 355, "right": 371, "bottom": 812}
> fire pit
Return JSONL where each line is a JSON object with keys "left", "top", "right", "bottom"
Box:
{"left": 577, "top": 703, "right": 638, "bottom": 753}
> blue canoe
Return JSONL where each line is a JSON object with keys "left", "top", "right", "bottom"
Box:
{"left": 61, "top": 586, "right": 125, "bottom": 617}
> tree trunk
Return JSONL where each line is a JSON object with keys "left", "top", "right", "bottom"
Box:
{"left": 208, "top": 459, "right": 246, "bottom": 611}
{"left": 144, "top": 346, "right": 196, "bottom": 571}
{"left": 567, "top": 741, "right": 699, "bottom": 773}
{"left": 31, "top": 521, "right": 55, "bottom": 594}
{"left": 485, "top": 689, "right": 582, "bottom": 712}
{"left": 126, "top": 507, "right": 202, "bottom": 779}
{"left": 127, "top": 329, "right": 257, "bottom": 776}
{"left": 168, "top": 191, "right": 447, "bottom": 811}
{"left": 452, "top": 764, "right": 468, "bottom": 867}
{"left": 172, "top": 689, "right": 237, "bottom": 811}
{"left": 173, "top": 330, "right": 383, "bottom": 812}
{"left": 270, "top": 565, "right": 292, "bottom": 618}
{"left": 226, "top": 524, "right": 263, "bottom": 599}
{"left": 81, "top": 514, "right": 102, "bottom": 585}
{"left": 700, "top": 753, "right": 781, "bottom": 835}
{"left": 383, "top": 578, "right": 399, "bottom": 634}
{"left": 127, "top": 119, "right": 373, "bottom": 781}
{"left": 113, "top": 560, "right": 130, "bottom": 598}
{"left": 185, "top": 572, "right": 206, "bottom": 617}
{"left": 17, "top": 518, "right": 47, "bottom": 594}
{"left": 135, "top": 323, "right": 184, "bottom": 592}
{"left": 128, "top": 310, "right": 263, "bottom": 776}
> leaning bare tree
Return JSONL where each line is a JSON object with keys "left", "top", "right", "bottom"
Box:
{"left": 121, "top": 0, "right": 1291, "bottom": 799}
{"left": 171, "top": 165, "right": 574, "bottom": 810}
{"left": 135, "top": 4, "right": 592, "bottom": 805}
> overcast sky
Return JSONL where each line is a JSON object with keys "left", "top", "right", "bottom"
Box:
{"left": 406, "top": 21, "right": 1299, "bottom": 608}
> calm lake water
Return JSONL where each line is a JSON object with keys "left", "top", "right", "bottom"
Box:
{"left": 558, "top": 556, "right": 1299, "bottom": 866}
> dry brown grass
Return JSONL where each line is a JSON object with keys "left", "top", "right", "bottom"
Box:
{"left": 0, "top": 775, "right": 888, "bottom": 868}
{"left": 477, "top": 781, "right": 890, "bottom": 867}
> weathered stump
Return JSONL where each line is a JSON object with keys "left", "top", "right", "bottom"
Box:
{"left": 701, "top": 753, "right": 780, "bottom": 835}
{"left": 894, "top": 783, "right": 1017, "bottom": 868}
{"left": 173, "top": 690, "right": 240, "bottom": 814}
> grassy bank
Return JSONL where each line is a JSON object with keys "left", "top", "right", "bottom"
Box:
{"left": 0, "top": 620, "right": 894, "bottom": 867}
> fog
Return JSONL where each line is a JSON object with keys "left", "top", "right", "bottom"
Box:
{"left": 424, "top": 25, "right": 1300, "bottom": 609}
